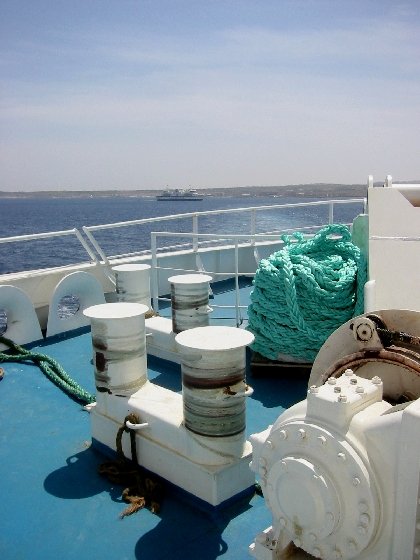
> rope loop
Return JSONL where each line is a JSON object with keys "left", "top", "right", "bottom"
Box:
{"left": 247, "top": 224, "right": 367, "bottom": 362}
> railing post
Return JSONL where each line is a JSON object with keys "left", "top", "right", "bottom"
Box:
{"left": 328, "top": 201, "right": 334, "bottom": 224}
{"left": 192, "top": 214, "right": 207, "bottom": 274}
{"left": 251, "top": 208, "right": 260, "bottom": 265}
{"left": 151, "top": 233, "right": 159, "bottom": 313}
{"left": 234, "top": 237, "right": 241, "bottom": 327}
{"left": 72, "top": 229, "right": 99, "bottom": 264}
{"left": 192, "top": 214, "right": 198, "bottom": 253}
{"left": 82, "top": 227, "right": 110, "bottom": 264}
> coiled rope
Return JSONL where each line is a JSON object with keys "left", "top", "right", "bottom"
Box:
{"left": 247, "top": 224, "right": 367, "bottom": 363}
{"left": 0, "top": 335, "right": 95, "bottom": 405}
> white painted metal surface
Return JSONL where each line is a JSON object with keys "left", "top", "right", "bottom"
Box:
{"left": 250, "top": 370, "right": 420, "bottom": 559}
{"left": 0, "top": 285, "right": 43, "bottom": 350}
{"left": 308, "top": 309, "right": 420, "bottom": 401}
{"left": 91, "top": 376, "right": 255, "bottom": 505}
{"left": 87, "top": 314, "right": 256, "bottom": 506}
{"left": 366, "top": 175, "right": 420, "bottom": 313}
{"left": 168, "top": 273, "right": 213, "bottom": 333}
{"left": 47, "top": 271, "right": 105, "bottom": 337}
{"left": 112, "top": 263, "right": 151, "bottom": 307}
{"left": 145, "top": 315, "right": 179, "bottom": 362}
{"left": 84, "top": 302, "right": 149, "bottom": 398}
{"left": 176, "top": 326, "right": 254, "bottom": 443}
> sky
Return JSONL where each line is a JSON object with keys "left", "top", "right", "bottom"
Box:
{"left": 1, "top": 0, "right": 420, "bottom": 191}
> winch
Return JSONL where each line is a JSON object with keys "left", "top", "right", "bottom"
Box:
{"left": 250, "top": 309, "right": 420, "bottom": 560}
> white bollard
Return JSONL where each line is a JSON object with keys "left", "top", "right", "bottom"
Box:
{"left": 168, "top": 274, "right": 212, "bottom": 333}
{"left": 112, "top": 264, "right": 151, "bottom": 309}
{"left": 84, "top": 302, "right": 149, "bottom": 401}
{"left": 176, "top": 326, "right": 254, "bottom": 456}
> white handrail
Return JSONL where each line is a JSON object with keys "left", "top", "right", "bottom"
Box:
{"left": 150, "top": 230, "right": 300, "bottom": 324}
{"left": 0, "top": 228, "right": 99, "bottom": 264}
{"left": 81, "top": 198, "right": 366, "bottom": 262}
{"left": 0, "top": 198, "right": 366, "bottom": 282}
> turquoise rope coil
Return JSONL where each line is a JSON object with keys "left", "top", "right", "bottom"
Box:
{"left": 247, "top": 224, "right": 367, "bottom": 363}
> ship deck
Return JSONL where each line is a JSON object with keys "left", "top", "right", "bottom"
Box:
{"left": 0, "top": 280, "right": 309, "bottom": 560}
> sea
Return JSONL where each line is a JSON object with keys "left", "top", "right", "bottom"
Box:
{"left": 0, "top": 194, "right": 365, "bottom": 275}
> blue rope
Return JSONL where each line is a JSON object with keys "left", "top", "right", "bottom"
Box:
{"left": 247, "top": 224, "right": 367, "bottom": 362}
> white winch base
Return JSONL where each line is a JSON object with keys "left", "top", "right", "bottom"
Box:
{"left": 249, "top": 370, "right": 420, "bottom": 559}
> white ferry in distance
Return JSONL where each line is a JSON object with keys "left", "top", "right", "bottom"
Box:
{"left": 156, "top": 188, "right": 203, "bottom": 201}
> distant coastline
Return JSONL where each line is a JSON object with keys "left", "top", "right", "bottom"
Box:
{"left": 0, "top": 183, "right": 371, "bottom": 199}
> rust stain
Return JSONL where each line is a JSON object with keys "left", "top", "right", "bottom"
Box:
{"left": 95, "top": 351, "right": 107, "bottom": 372}
{"left": 93, "top": 338, "right": 107, "bottom": 351}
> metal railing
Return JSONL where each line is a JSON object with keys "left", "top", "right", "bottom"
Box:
{"left": 0, "top": 228, "right": 99, "bottom": 274}
{"left": 151, "top": 231, "right": 287, "bottom": 326}
{"left": 82, "top": 198, "right": 366, "bottom": 263}
{"left": 0, "top": 198, "right": 366, "bottom": 282}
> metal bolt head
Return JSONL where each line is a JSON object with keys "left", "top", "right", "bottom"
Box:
{"left": 334, "top": 385, "right": 342, "bottom": 393}
{"left": 355, "top": 322, "right": 373, "bottom": 341}
{"left": 356, "top": 385, "right": 365, "bottom": 393}
{"left": 371, "top": 376, "right": 382, "bottom": 385}
{"left": 317, "top": 435, "right": 327, "bottom": 445}
{"left": 309, "top": 385, "right": 319, "bottom": 394}
{"left": 298, "top": 428, "right": 307, "bottom": 439}
{"left": 359, "top": 513, "right": 370, "bottom": 525}
{"left": 357, "top": 524, "right": 368, "bottom": 535}
{"left": 327, "top": 377, "right": 337, "bottom": 385}
{"left": 350, "top": 377, "right": 358, "bottom": 385}
{"left": 347, "top": 540, "right": 358, "bottom": 553}
{"left": 338, "top": 394, "right": 347, "bottom": 402}
{"left": 344, "top": 368, "right": 354, "bottom": 376}
{"left": 278, "top": 430, "right": 287, "bottom": 440}
{"left": 309, "top": 532, "right": 317, "bottom": 542}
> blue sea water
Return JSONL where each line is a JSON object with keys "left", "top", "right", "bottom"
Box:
{"left": 0, "top": 195, "right": 364, "bottom": 274}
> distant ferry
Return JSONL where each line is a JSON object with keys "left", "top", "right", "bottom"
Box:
{"left": 156, "top": 188, "right": 203, "bottom": 201}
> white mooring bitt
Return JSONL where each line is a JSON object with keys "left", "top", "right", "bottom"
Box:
{"left": 176, "top": 326, "right": 255, "bottom": 447}
{"left": 85, "top": 309, "right": 256, "bottom": 506}
{"left": 168, "top": 273, "right": 213, "bottom": 333}
{"left": 112, "top": 264, "right": 151, "bottom": 308}
{"left": 84, "top": 302, "right": 149, "bottom": 403}
{"left": 146, "top": 273, "right": 213, "bottom": 362}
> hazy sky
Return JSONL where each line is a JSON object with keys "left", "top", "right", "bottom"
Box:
{"left": 1, "top": 0, "right": 419, "bottom": 191}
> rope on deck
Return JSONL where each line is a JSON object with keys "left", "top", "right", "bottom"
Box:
{"left": 98, "top": 413, "right": 164, "bottom": 518}
{"left": 247, "top": 224, "right": 367, "bottom": 363}
{"left": 0, "top": 335, "right": 95, "bottom": 405}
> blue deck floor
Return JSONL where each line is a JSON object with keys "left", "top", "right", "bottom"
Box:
{"left": 0, "top": 282, "right": 309, "bottom": 560}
